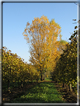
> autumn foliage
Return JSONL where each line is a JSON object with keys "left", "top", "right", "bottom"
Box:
{"left": 2, "top": 47, "right": 40, "bottom": 92}
{"left": 51, "top": 28, "right": 77, "bottom": 93}
{"left": 23, "top": 16, "right": 65, "bottom": 80}
{"left": 2, "top": 16, "right": 77, "bottom": 95}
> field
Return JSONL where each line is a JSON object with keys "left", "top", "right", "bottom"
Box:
{"left": 3, "top": 78, "right": 77, "bottom": 103}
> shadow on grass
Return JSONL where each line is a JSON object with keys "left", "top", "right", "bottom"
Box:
{"left": 3, "top": 82, "right": 38, "bottom": 103}
{"left": 10, "top": 96, "right": 65, "bottom": 103}
{"left": 7, "top": 82, "right": 65, "bottom": 103}
{"left": 3, "top": 81, "right": 77, "bottom": 103}
{"left": 10, "top": 90, "right": 64, "bottom": 103}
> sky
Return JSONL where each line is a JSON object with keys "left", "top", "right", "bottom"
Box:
{"left": 3, "top": 3, "right": 77, "bottom": 63}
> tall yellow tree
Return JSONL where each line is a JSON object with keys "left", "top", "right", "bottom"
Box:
{"left": 23, "top": 16, "right": 61, "bottom": 81}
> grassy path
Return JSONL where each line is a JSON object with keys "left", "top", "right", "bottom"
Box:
{"left": 10, "top": 82, "right": 65, "bottom": 103}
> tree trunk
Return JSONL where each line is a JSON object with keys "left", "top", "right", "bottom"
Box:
{"left": 40, "top": 67, "right": 43, "bottom": 81}
{"left": 31, "top": 79, "right": 33, "bottom": 83}
{"left": 8, "top": 80, "right": 10, "bottom": 88}
{"left": 8, "top": 79, "right": 10, "bottom": 93}
{"left": 12, "top": 80, "right": 14, "bottom": 87}
{"left": 18, "top": 79, "right": 19, "bottom": 87}
{"left": 62, "top": 82, "right": 64, "bottom": 87}
{"left": 21, "top": 80, "right": 23, "bottom": 88}
{"left": 41, "top": 73, "right": 42, "bottom": 81}
{"left": 37, "top": 79, "right": 38, "bottom": 83}
{"left": 69, "top": 83, "right": 72, "bottom": 92}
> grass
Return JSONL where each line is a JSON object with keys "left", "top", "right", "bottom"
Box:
{"left": 3, "top": 78, "right": 77, "bottom": 103}
{"left": 45, "top": 77, "right": 52, "bottom": 81}
{"left": 10, "top": 82, "right": 65, "bottom": 103}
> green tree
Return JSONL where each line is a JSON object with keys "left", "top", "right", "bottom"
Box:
{"left": 52, "top": 26, "right": 77, "bottom": 92}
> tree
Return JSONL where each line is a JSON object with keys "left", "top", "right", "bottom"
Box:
{"left": 2, "top": 46, "right": 40, "bottom": 93}
{"left": 23, "top": 16, "right": 62, "bottom": 81}
{"left": 58, "top": 39, "right": 68, "bottom": 54}
{"left": 52, "top": 26, "right": 77, "bottom": 92}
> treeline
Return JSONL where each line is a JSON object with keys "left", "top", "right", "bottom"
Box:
{"left": 2, "top": 15, "right": 77, "bottom": 95}
{"left": 2, "top": 48, "right": 40, "bottom": 92}
{"left": 51, "top": 29, "right": 77, "bottom": 93}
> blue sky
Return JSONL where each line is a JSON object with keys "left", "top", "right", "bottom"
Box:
{"left": 3, "top": 3, "right": 77, "bottom": 63}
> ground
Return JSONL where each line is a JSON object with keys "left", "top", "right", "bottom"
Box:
{"left": 2, "top": 80, "right": 77, "bottom": 103}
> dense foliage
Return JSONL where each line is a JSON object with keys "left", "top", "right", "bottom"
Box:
{"left": 2, "top": 16, "right": 77, "bottom": 95}
{"left": 2, "top": 47, "right": 40, "bottom": 92}
{"left": 52, "top": 28, "right": 77, "bottom": 93}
